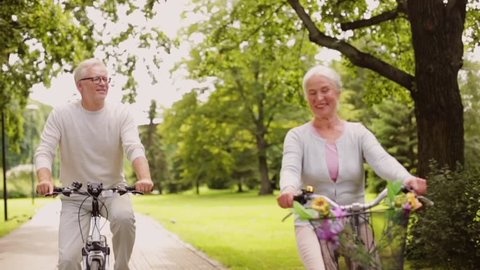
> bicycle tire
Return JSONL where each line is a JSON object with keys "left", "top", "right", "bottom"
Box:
{"left": 89, "top": 259, "right": 101, "bottom": 270}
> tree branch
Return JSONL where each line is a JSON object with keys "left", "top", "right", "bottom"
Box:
{"left": 286, "top": 0, "right": 414, "bottom": 91}
{"left": 340, "top": 9, "right": 399, "bottom": 31}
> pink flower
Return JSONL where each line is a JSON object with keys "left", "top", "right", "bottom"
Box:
{"left": 333, "top": 207, "right": 347, "bottom": 219}
{"left": 315, "top": 219, "right": 344, "bottom": 249}
{"left": 403, "top": 202, "right": 412, "bottom": 218}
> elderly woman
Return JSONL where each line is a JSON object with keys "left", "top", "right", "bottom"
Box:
{"left": 276, "top": 65, "right": 427, "bottom": 270}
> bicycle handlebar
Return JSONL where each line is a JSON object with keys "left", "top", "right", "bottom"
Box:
{"left": 293, "top": 185, "right": 433, "bottom": 213}
{"left": 47, "top": 181, "right": 142, "bottom": 197}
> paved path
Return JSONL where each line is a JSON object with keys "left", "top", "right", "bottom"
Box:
{"left": 0, "top": 200, "right": 227, "bottom": 270}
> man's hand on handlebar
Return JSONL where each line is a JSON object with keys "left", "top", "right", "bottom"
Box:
{"left": 135, "top": 179, "right": 154, "bottom": 193}
{"left": 36, "top": 179, "right": 54, "bottom": 196}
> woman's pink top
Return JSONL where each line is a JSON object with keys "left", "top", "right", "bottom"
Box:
{"left": 325, "top": 143, "right": 339, "bottom": 182}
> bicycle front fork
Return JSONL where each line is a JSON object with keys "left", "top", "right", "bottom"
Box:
{"left": 82, "top": 236, "right": 110, "bottom": 270}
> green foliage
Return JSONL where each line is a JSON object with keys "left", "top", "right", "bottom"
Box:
{"left": 0, "top": 0, "right": 94, "bottom": 146}
{"left": 1, "top": 0, "right": 175, "bottom": 150}
{"left": 460, "top": 59, "right": 480, "bottom": 165}
{"left": 162, "top": 0, "right": 317, "bottom": 194}
{"left": 139, "top": 100, "right": 168, "bottom": 194}
{"left": 0, "top": 101, "right": 51, "bottom": 173}
{"left": 0, "top": 165, "right": 36, "bottom": 199}
{"left": 464, "top": 2, "right": 480, "bottom": 50}
{"left": 407, "top": 163, "right": 480, "bottom": 269}
{"left": 367, "top": 99, "right": 417, "bottom": 193}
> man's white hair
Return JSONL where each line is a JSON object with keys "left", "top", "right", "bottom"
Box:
{"left": 73, "top": 58, "right": 107, "bottom": 83}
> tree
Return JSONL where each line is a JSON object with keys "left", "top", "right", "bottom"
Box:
{"left": 1, "top": 0, "right": 95, "bottom": 147}
{"left": 286, "top": 0, "right": 480, "bottom": 176}
{"left": 179, "top": 0, "right": 317, "bottom": 195}
{"left": 139, "top": 100, "right": 168, "bottom": 193}
{"left": 160, "top": 92, "right": 235, "bottom": 194}
{"left": 1, "top": 0, "right": 174, "bottom": 148}
{"left": 367, "top": 99, "right": 417, "bottom": 192}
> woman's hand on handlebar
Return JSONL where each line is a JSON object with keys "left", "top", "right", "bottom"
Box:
{"left": 135, "top": 179, "right": 154, "bottom": 193}
{"left": 277, "top": 191, "right": 295, "bottom": 209}
{"left": 404, "top": 176, "right": 427, "bottom": 195}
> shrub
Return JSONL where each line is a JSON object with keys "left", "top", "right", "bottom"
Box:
{"left": 407, "top": 163, "right": 480, "bottom": 269}
{"left": 0, "top": 165, "right": 36, "bottom": 199}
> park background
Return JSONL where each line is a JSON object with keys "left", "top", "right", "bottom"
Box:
{"left": 1, "top": 0, "right": 480, "bottom": 269}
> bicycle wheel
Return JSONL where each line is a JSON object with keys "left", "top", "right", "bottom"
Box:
{"left": 89, "top": 259, "right": 101, "bottom": 270}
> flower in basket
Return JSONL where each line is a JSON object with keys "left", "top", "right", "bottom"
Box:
{"left": 315, "top": 205, "right": 346, "bottom": 249}
{"left": 315, "top": 219, "right": 344, "bottom": 249}
{"left": 387, "top": 181, "right": 422, "bottom": 211}
{"left": 311, "top": 197, "right": 330, "bottom": 217}
{"left": 292, "top": 197, "right": 346, "bottom": 249}
{"left": 405, "top": 192, "right": 422, "bottom": 210}
{"left": 385, "top": 181, "right": 425, "bottom": 229}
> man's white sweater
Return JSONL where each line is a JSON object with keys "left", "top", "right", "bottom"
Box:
{"left": 34, "top": 100, "right": 146, "bottom": 188}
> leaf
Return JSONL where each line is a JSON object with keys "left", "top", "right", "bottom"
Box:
{"left": 386, "top": 181, "right": 403, "bottom": 207}
{"left": 292, "top": 201, "right": 318, "bottom": 220}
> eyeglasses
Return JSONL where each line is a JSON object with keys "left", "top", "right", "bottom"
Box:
{"left": 79, "top": 76, "right": 111, "bottom": 85}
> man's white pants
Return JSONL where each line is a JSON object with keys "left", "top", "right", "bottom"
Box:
{"left": 58, "top": 193, "right": 135, "bottom": 270}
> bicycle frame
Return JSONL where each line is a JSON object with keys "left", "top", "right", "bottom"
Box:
{"left": 82, "top": 183, "right": 110, "bottom": 270}
{"left": 51, "top": 181, "right": 140, "bottom": 270}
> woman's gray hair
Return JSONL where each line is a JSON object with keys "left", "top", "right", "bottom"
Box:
{"left": 302, "top": 65, "right": 343, "bottom": 96}
{"left": 73, "top": 58, "right": 107, "bottom": 83}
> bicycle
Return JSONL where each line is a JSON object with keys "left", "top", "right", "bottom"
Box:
{"left": 48, "top": 181, "right": 142, "bottom": 270}
{"left": 287, "top": 182, "right": 433, "bottom": 269}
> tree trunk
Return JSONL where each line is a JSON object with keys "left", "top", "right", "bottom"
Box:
{"left": 407, "top": 0, "right": 466, "bottom": 177}
{"left": 257, "top": 131, "right": 273, "bottom": 195}
{"left": 237, "top": 178, "right": 244, "bottom": 193}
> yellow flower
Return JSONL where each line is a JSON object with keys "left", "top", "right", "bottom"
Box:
{"left": 312, "top": 197, "right": 331, "bottom": 217}
{"left": 394, "top": 195, "right": 407, "bottom": 208}
{"left": 406, "top": 192, "right": 423, "bottom": 210}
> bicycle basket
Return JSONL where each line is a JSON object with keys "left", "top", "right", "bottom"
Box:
{"left": 315, "top": 208, "right": 410, "bottom": 270}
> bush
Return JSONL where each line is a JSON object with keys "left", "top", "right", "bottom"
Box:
{"left": 0, "top": 165, "right": 36, "bottom": 199}
{"left": 407, "top": 163, "right": 480, "bottom": 269}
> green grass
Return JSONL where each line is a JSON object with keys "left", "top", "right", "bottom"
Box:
{"left": 0, "top": 197, "right": 51, "bottom": 237}
{"left": 132, "top": 189, "right": 303, "bottom": 270}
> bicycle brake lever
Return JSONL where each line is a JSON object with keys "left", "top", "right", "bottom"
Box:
{"left": 401, "top": 185, "right": 434, "bottom": 207}
{"left": 293, "top": 186, "right": 314, "bottom": 205}
{"left": 417, "top": 196, "right": 434, "bottom": 207}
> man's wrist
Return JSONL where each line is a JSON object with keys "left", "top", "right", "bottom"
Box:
{"left": 38, "top": 178, "right": 52, "bottom": 184}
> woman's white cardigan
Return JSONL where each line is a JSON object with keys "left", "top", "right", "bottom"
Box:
{"left": 280, "top": 121, "right": 412, "bottom": 208}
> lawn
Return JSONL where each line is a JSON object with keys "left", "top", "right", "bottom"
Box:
{"left": 132, "top": 189, "right": 304, "bottom": 270}
{"left": 0, "top": 197, "right": 51, "bottom": 237}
